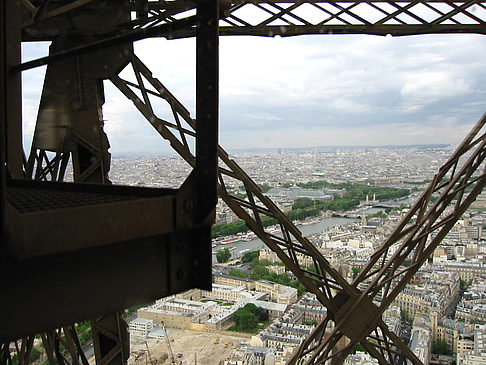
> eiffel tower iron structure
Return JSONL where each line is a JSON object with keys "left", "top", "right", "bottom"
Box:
{"left": 1, "top": 1, "right": 486, "bottom": 364}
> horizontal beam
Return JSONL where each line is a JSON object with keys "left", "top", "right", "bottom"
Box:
{"left": 0, "top": 227, "right": 211, "bottom": 342}
{"left": 217, "top": 24, "right": 486, "bottom": 37}
{"left": 15, "top": 15, "right": 196, "bottom": 71}
{"left": 6, "top": 179, "right": 177, "bottom": 258}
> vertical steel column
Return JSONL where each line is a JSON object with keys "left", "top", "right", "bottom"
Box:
{"left": 0, "top": 0, "right": 6, "bottom": 239}
{"left": 196, "top": 0, "right": 219, "bottom": 224}
{"left": 3, "top": 1, "right": 22, "bottom": 179}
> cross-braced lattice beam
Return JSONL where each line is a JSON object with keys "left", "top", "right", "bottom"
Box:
{"left": 128, "top": 0, "right": 486, "bottom": 37}
{"left": 19, "top": 0, "right": 486, "bottom": 45}
{"left": 289, "top": 113, "right": 486, "bottom": 363}
{"left": 110, "top": 52, "right": 486, "bottom": 364}
{"left": 0, "top": 326, "right": 90, "bottom": 365}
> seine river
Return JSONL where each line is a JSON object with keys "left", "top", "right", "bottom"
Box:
{"left": 212, "top": 216, "right": 357, "bottom": 262}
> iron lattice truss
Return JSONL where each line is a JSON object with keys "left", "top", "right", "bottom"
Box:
{"left": 19, "top": 0, "right": 486, "bottom": 42}
{"left": 128, "top": 0, "right": 486, "bottom": 37}
{"left": 8, "top": 1, "right": 486, "bottom": 364}
{"left": 109, "top": 52, "right": 486, "bottom": 364}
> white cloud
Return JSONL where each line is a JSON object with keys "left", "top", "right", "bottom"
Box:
{"left": 19, "top": 32, "right": 486, "bottom": 154}
{"left": 401, "top": 72, "right": 472, "bottom": 101}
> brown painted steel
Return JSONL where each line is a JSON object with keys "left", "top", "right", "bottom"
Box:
{"left": 0, "top": 225, "right": 211, "bottom": 343}
{"left": 196, "top": 0, "right": 220, "bottom": 224}
{"left": 2, "top": 0, "right": 486, "bottom": 364}
{"left": 5, "top": 180, "right": 177, "bottom": 258}
{"left": 109, "top": 54, "right": 423, "bottom": 364}
{"left": 0, "top": 0, "right": 7, "bottom": 239}
{"left": 4, "top": 2, "right": 22, "bottom": 179}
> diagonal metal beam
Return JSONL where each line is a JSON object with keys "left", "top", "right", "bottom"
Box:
{"left": 109, "top": 52, "right": 431, "bottom": 364}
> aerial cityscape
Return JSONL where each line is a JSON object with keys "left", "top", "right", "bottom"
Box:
{"left": 4, "top": 2, "right": 486, "bottom": 365}
{"left": 105, "top": 145, "right": 486, "bottom": 365}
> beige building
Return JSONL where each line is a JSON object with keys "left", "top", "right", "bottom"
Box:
{"left": 409, "top": 328, "right": 431, "bottom": 365}
{"left": 282, "top": 293, "right": 327, "bottom": 325}
{"left": 456, "top": 304, "right": 486, "bottom": 324}
{"left": 435, "top": 263, "right": 486, "bottom": 283}
{"left": 214, "top": 274, "right": 298, "bottom": 305}
{"left": 268, "top": 265, "right": 286, "bottom": 275}
{"left": 436, "top": 319, "right": 466, "bottom": 354}
{"left": 137, "top": 296, "right": 235, "bottom": 331}
{"left": 201, "top": 284, "right": 267, "bottom": 303}
{"left": 238, "top": 298, "right": 288, "bottom": 320}
{"left": 395, "top": 269, "right": 460, "bottom": 320}
{"left": 457, "top": 325, "right": 486, "bottom": 365}
{"left": 254, "top": 280, "right": 298, "bottom": 305}
{"left": 215, "top": 274, "right": 256, "bottom": 290}
{"left": 129, "top": 318, "right": 153, "bottom": 338}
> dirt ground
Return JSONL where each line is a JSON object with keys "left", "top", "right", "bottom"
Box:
{"left": 130, "top": 328, "right": 250, "bottom": 365}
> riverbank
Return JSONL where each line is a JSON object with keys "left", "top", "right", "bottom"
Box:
{"left": 212, "top": 215, "right": 357, "bottom": 262}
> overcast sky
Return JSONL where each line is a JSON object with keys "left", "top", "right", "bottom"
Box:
{"left": 21, "top": 32, "right": 486, "bottom": 155}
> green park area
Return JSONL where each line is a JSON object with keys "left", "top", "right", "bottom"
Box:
{"left": 212, "top": 180, "right": 409, "bottom": 238}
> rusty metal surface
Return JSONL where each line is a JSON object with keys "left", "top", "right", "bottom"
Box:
{"left": 14, "top": 1, "right": 486, "bottom": 73}
{"left": 26, "top": 16, "right": 133, "bottom": 183}
{"left": 19, "top": 0, "right": 486, "bottom": 42}
{"left": 2, "top": 1, "right": 217, "bottom": 360}
{"left": 91, "top": 313, "right": 129, "bottom": 365}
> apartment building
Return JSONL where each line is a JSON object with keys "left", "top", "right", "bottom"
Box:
{"left": 436, "top": 318, "right": 466, "bottom": 354}
{"left": 457, "top": 325, "right": 486, "bottom": 365}
{"left": 395, "top": 268, "right": 460, "bottom": 319}
{"left": 434, "top": 263, "right": 486, "bottom": 283}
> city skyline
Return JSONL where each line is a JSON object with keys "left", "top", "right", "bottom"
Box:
{"left": 21, "top": 33, "right": 486, "bottom": 154}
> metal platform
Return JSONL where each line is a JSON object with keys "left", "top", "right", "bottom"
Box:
{"left": 6, "top": 179, "right": 177, "bottom": 258}
{"left": 0, "top": 180, "right": 212, "bottom": 343}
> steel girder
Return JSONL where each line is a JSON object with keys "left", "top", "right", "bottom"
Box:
{"left": 129, "top": 0, "right": 486, "bottom": 37}
{"left": 2, "top": 2, "right": 219, "bottom": 364}
{"left": 19, "top": 0, "right": 486, "bottom": 41}
{"left": 8, "top": 1, "right": 486, "bottom": 364}
{"left": 0, "top": 326, "right": 90, "bottom": 365}
{"left": 110, "top": 52, "right": 418, "bottom": 364}
{"left": 107, "top": 51, "right": 486, "bottom": 363}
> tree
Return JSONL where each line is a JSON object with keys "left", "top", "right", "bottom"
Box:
{"left": 289, "top": 280, "right": 307, "bottom": 295}
{"left": 216, "top": 248, "right": 231, "bottom": 263}
{"left": 293, "top": 198, "right": 314, "bottom": 209}
{"left": 228, "top": 268, "right": 249, "bottom": 279}
{"left": 241, "top": 250, "right": 259, "bottom": 263}
{"left": 250, "top": 265, "right": 270, "bottom": 280}
{"left": 433, "top": 340, "right": 450, "bottom": 355}
{"left": 351, "top": 343, "right": 368, "bottom": 354}
{"left": 276, "top": 272, "right": 291, "bottom": 285}
{"left": 236, "top": 310, "right": 258, "bottom": 330}
{"left": 352, "top": 267, "right": 362, "bottom": 279}
{"left": 401, "top": 309, "right": 410, "bottom": 324}
{"left": 232, "top": 304, "right": 267, "bottom": 331}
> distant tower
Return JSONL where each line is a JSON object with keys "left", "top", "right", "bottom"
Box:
{"left": 366, "top": 195, "right": 369, "bottom": 204}
{"left": 373, "top": 193, "right": 376, "bottom": 201}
